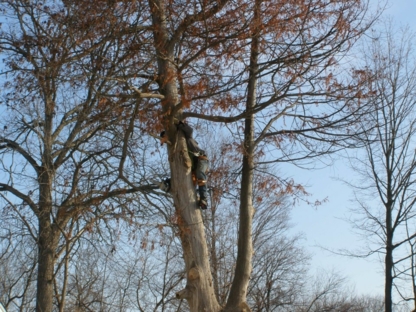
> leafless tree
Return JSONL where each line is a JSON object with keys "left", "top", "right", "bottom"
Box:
{"left": 0, "top": 228, "right": 37, "bottom": 311}
{"left": 345, "top": 23, "right": 416, "bottom": 312}
{"left": 0, "top": 2, "right": 164, "bottom": 311}
{"left": 286, "top": 270, "right": 386, "bottom": 312}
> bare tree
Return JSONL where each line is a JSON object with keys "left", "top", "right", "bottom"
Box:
{"left": 248, "top": 213, "right": 309, "bottom": 311}
{"left": 293, "top": 271, "right": 385, "bottom": 312}
{"left": 219, "top": 0, "right": 376, "bottom": 309}
{"left": 0, "top": 230, "right": 37, "bottom": 311}
{"left": 345, "top": 24, "right": 416, "bottom": 312}
{"left": 0, "top": 2, "right": 162, "bottom": 311}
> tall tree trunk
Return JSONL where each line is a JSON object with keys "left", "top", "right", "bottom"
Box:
{"left": 170, "top": 133, "right": 220, "bottom": 311}
{"left": 210, "top": 208, "right": 221, "bottom": 303}
{"left": 36, "top": 91, "right": 57, "bottom": 312}
{"left": 36, "top": 166, "right": 58, "bottom": 312}
{"left": 385, "top": 148, "right": 393, "bottom": 312}
{"left": 385, "top": 204, "right": 393, "bottom": 312}
{"left": 411, "top": 242, "right": 416, "bottom": 312}
{"left": 385, "top": 240, "right": 393, "bottom": 312}
{"left": 36, "top": 210, "right": 58, "bottom": 312}
{"left": 149, "top": 0, "right": 220, "bottom": 310}
{"left": 224, "top": 121, "right": 254, "bottom": 312}
{"left": 225, "top": 1, "right": 260, "bottom": 311}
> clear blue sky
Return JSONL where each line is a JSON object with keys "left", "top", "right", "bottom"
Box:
{"left": 288, "top": 0, "right": 416, "bottom": 297}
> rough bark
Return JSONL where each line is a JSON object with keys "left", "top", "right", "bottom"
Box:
{"left": 36, "top": 95, "right": 58, "bottom": 312}
{"left": 170, "top": 133, "right": 221, "bottom": 311}
{"left": 149, "top": 0, "right": 221, "bottom": 309}
{"left": 36, "top": 211, "right": 59, "bottom": 312}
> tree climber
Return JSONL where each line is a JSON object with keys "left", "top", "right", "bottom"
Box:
{"left": 160, "top": 120, "right": 209, "bottom": 209}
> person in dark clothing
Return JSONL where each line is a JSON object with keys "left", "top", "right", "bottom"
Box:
{"left": 160, "top": 121, "right": 209, "bottom": 209}
{"left": 177, "top": 121, "right": 209, "bottom": 209}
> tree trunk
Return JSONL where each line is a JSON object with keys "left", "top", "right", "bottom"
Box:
{"left": 36, "top": 215, "right": 58, "bottom": 312}
{"left": 224, "top": 132, "right": 254, "bottom": 312}
{"left": 385, "top": 202, "right": 393, "bottom": 312}
{"left": 36, "top": 85, "right": 57, "bottom": 312}
{"left": 36, "top": 170, "right": 59, "bottom": 312}
{"left": 210, "top": 207, "right": 221, "bottom": 303}
{"left": 385, "top": 243, "right": 393, "bottom": 312}
{"left": 149, "top": 1, "right": 221, "bottom": 310}
{"left": 225, "top": 1, "right": 259, "bottom": 310}
{"left": 412, "top": 244, "right": 416, "bottom": 312}
{"left": 170, "top": 133, "right": 221, "bottom": 312}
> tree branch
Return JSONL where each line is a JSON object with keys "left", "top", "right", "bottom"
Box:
{"left": 0, "top": 136, "right": 41, "bottom": 175}
{"left": 0, "top": 183, "right": 39, "bottom": 215}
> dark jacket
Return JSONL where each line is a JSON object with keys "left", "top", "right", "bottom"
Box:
{"left": 177, "top": 122, "right": 206, "bottom": 156}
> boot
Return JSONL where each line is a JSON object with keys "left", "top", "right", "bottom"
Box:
{"left": 199, "top": 199, "right": 207, "bottom": 210}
